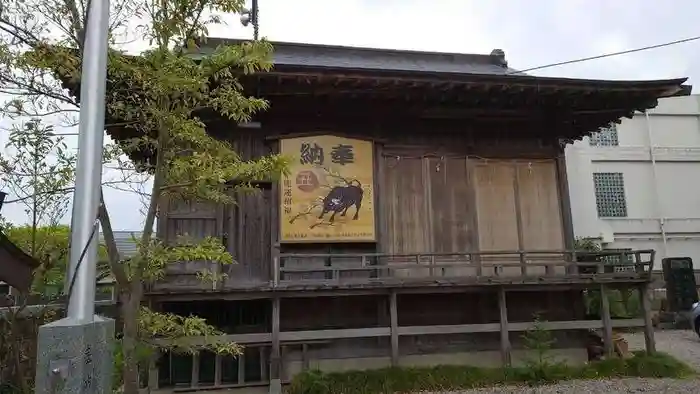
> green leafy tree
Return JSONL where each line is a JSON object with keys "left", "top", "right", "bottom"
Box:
{"left": 0, "top": 0, "right": 140, "bottom": 125}
{"left": 0, "top": 223, "right": 114, "bottom": 393}
{"left": 3, "top": 1, "right": 289, "bottom": 392}
{"left": 2, "top": 225, "right": 112, "bottom": 295}
{"left": 4, "top": 224, "right": 71, "bottom": 295}
{"left": 0, "top": 119, "right": 75, "bottom": 252}
{"left": 0, "top": 118, "right": 73, "bottom": 392}
{"left": 4, "top": 1, "right": 289, "bottom": 392}
{"left": 0, "top": 118, "right": 119, "bottom": 296}
{"left": 0, "top": 118, "right": 119, "bottom": 393}
{"left": 0, "top": 226, "right": 66, "bottom": 393}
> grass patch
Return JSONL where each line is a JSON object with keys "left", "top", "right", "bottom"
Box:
{"left": 287, "top": 352, "right": 695, "bottom": 394}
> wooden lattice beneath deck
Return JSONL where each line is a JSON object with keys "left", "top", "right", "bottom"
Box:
{"left": 148, "top": 279, "right": 657, "bottom": 392}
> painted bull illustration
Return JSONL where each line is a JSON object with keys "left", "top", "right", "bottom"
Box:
{"left": 318, "top": 180, "right": 363, "bottom": 223}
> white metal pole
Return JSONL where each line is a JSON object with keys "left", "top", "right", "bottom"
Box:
{"left": 644, "top": 111, "right": 668, "bottom": 257}
{"left": 65, "top": 0, "right": 110, "bottom": 321}
{"left": 35, "top": 2, "right": 115, "bottom": 393}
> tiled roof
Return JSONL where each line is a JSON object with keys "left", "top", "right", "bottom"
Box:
{"left": 99, "top": 231, "right": 141, "bottom": 258}
{"left": 198, "top": 39, "right": 525, "bottom": 76}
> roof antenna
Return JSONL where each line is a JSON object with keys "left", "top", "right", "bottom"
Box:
{"left": 240, "top": 0, "right": 260, "bottom": 40}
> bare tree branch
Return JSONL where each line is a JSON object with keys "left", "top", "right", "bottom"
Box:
{"left": 98, "top": 188, "right": 128, "bottom": 287}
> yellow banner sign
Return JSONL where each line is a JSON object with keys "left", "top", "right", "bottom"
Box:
{"left": 280, "top": 135, "right": 375, "bottom": 243}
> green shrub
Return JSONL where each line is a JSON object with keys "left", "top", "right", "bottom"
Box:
{"left": 520, "top": 312, "right": 562, "bottom": 383}
{"left": 287, "top": 352, "right": 695, "bottom": 394}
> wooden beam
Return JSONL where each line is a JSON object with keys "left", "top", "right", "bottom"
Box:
{"left": 281, "top": 327, "right": 390, "bottom": 341}
{"left": 512, "top": 162, "right": 527, "bottom": 276}
{"left": 191, "top": 352, "right": 200, "bottom": 388}
{"left": 301, "top": 344, "right": 310, "bottom": 371}
{"left": 146, "top": 280, "right": 648, "bottom": 302}
{"left": 599, "top": 284, "right": 614, "bottom": 357}
{"left": 374, "top": 141, "right": 385, "bottom": 256}
{"left": 237, "top": 351, "right": 245, "bottom": 384}
{"left": 260, "top": 347, "right": 268, "bottom": 381}
{"left": 555, "top": 145, "right": 576, "bottom": 275}
{"left": 215, "top": 201, "right": 226, "bottom": 290}
{"left": 251, "top": 69, "right": 686, "bottom": 93}
{"left": 390, "top": 291, "right": 399, "bottom": 366}
{"left": 264, "top": 131, "right": 387, "bottom": 143}
{"left": 555, "top": 146, "right": 575, "bottom": 249}
{"left": 231, "top": 191, "right": 241, "bottom": 260}
{"left": 148, "top": 356, "right": 158, "bottom": 389}
{"left": 270, "top": 139, "right": 280, "bottom": 284}
{"left": 159, "top": 319, "right": 646, "bottom": 349}
{"left": 398, "top": 324, "right": 498, "bottom": 335}
{"left": 423, "top": 157, "right": 435, "bottom": 259}
{"left": 280, "top": 345, "right": 288, "bottom": 382}
{"left": 156, "top": 195, "right": 170, "bottom": 242}
{"left": 214, "top": 354, "right": 222, "bottom": 386}
{"left": 639, "top": 283, "right": 656, "bottom": 354}
{"left": 149, "top": 276, "right": 654, "bottom": 299}
{"left": 466, "top": 158, "right": 482, "bottom": 275}
{"left": 270, "top": 297, "right": 281, "bottom": 389}
{"left": 498, "top": 287, "right": 511, "bottom": 366}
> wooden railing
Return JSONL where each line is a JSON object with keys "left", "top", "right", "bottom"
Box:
{"left": 272, "top": 249, "right": 656, "bottom": 287}
{"left": 151, "top": 248, "right": 658, "bottom": 391}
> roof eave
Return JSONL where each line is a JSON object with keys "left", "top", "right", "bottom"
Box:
{"left": 263, "top": 63, "right": 689, "bottom": 90}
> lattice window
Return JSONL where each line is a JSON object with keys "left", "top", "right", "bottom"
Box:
{"left": 593, "top": 172, "right": 627, "bottom": 217}
{"left": 590, "top": 123, "right": 619, "bottom": 146}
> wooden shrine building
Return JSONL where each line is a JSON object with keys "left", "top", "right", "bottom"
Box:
{"left": 65, "top": 40, "right": 690, "bottom": 391}
{"left": 0, "top": 191, "right": 41, "bottom": 298}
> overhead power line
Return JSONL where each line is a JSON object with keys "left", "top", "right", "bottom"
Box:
{"left": 509, "top": 35, "right": 700, "bottom": 75}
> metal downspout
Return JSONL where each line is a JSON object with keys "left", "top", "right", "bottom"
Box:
{"left": 644, "top": 111, "right": 668, "bottom": 257}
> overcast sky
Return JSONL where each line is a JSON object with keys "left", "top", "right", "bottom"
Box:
{"left": 1, "top": 0, "right": 698, "bottom": 229}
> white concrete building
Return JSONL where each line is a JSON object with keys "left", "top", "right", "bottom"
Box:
{"left": 566, "top": 94, "right": 700, "bottom": 269}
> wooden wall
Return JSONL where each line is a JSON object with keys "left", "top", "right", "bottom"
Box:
{"left": 380, "top": 143, "right": 565, "bottom": 279}
{"left": 154, "top": 130, "right": 276, "bottom": 290}
{"left": 155, "top": 127, "right": 568, "bottom": 290}
{"left": 474, "top": 160, "right": 565, "bottom": 276}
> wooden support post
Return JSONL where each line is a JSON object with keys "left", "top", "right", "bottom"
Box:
{"left": 214, "top": 354, "right": 222, "bottom": 386}
{"left": 599, "top": 284, "right": 614, "bottom": 357}
{"left": 148, "top": 354, "right": 159, "bottom": 389}
{"left": 498, "top": 287, "right": 511, "bottom": 366}
{"left": 270, "top": 297, "right": 282, "bottom": 393}
{"left": 280, "top": 345, "right": 288, "bottom": 382}
{"left": 270, "top": 139, "right": 280, "bottom": 283}
{"left": 191, "top": 352, "right": 200, "bottom": 388}
{"left": 512, "top": 162, "right": 527, "bottom": 277}
{"left": 301, "top": 343, "right": 310, "bottom": 371}
{"left": 466, "top": 159, "right": 482, "bottom": 276}
{"left": 555, "top": 148, "right": 575, "bottom": 275}
{"left": 238, "top": 351, "right": 245, "bottom": 384}
{"left": 155, "top": 194, "right": 169, "bottom": 241}
{"left": 389, "top": 290, "right": 399, "bottom": 366}
{"left": 639, "top": 283, "right": 656, "bottom": 354}
{"left": 260, "top": 346, "right": 268, "bottom": 381}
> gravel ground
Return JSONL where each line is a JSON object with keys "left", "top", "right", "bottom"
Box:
{"left": 624, "top": 329, "right": 700, "bottom": 371}
{"left": 434, "top": 378, "right": 700, "bottom": 393}
{"left": 436, "top": 330, "right": 700, "bottom": 394}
